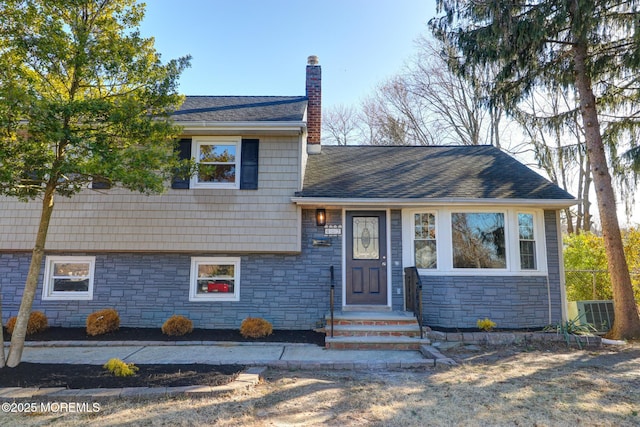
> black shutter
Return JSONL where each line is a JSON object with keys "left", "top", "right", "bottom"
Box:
{"left": 91, "top": 177, "right": 112, "bottom": 189}
{"left": 171, "top": 138, "right": 192, "bottom": 189}
{"left": 240, "top": 139, "right": 259, "bottom": 190}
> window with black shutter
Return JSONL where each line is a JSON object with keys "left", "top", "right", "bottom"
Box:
{"left": 172, "top": 137, "right": 259, "bottom": 190}
{"left": 91, "top": 176, "right": 112, "bottom": 189}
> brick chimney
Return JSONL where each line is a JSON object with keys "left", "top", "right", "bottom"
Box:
{"left": 306, "top": 55, "right": 321, "bottom": 154}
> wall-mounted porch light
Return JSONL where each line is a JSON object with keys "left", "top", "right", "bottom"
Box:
{"left": 316, "top": 209, "right": 327, "bottom": 226}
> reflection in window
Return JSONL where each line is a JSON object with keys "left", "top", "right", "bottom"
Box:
{"left": 196, "top": 263, "right": 235, "bottom": 295}
{"left": 518, "top": 213, "right": 536, "bottom": 270}
{"left": 196, "top": 144, "right": 236, "bottom": 184}
{"left": 414, "top": 213, "right": 437, "bottom": 269}
{"left": 190, "top": 257, "right": 240, "bottom": 301}
{"left": 452, "top": 213, "right": 506, "bottom": 269}
{"left": 43, "top": 256, "right": 95, "bottom": 300}
{"left": 52, "top": 263, "right": 90, "bottom": 292}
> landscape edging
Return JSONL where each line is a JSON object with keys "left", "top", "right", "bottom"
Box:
{"left": 0, "top": 367, "right": 267, "bottom": 401}
{"left": 427, "top": 331, "right": 602, "bottom": 347}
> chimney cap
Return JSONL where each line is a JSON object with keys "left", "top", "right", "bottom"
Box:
{"left": 307, "top": 55, "right": 319, "bottom": 66}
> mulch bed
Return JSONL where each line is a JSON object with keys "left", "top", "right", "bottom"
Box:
{"left": 14, "top": 326, "right": 326, "bottom": 346}
{"left": 0, "top": 363, "right": 244, "bottom": 389}
{"left": 0, "top": 328, "right": 324, "bottom": 389}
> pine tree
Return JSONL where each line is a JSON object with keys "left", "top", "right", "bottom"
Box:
{"left": 431, "top": 0, "right": 640, "bottom": 339}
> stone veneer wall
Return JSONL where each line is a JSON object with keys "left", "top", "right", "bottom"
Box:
{"left": 0, "top": 209, "right": 342, "bottom": 329}
{"left": 390, "top": 210, "right": 404, "bottom": 310}
{"left": 419, "top": 210, "right": 564, "bottom": 329}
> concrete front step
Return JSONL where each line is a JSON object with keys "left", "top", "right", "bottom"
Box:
{"left": 327, "top": 311, "right": 418, "bottom": 325}
{"left": 325, "top": 336, "right": 431, "bottom": 351}
{"left": 331, "top": 324, "right": 422, "bottom": 337}
{"left": 325, "top": 311, "right": 427, "bottom": 350}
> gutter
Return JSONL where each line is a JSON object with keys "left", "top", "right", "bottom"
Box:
{"left": 176, "top": 120, "right": 306, "bottom": 133}
{"left": 290, "top": 196, "right": 578, "bottom": 209}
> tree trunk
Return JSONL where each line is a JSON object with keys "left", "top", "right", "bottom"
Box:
{"left": 5, "top": 182, "right": 56, "bottom": 367}
{"left": 572, "top": 43, "right": 640, "bottom": 340}
{"left": 581, "top": 156, "right": 592, "bottom": 232}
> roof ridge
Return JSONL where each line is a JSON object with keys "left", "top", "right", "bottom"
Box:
{"left": 184, "top": 95, "right": 305, "bottom": 99}
{"left": 321, "top": 144, "right": 496, "bottom": 148}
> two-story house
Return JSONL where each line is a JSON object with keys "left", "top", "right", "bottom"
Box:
{"left": 0, "top": 56, "right": 575, "bottom": 338}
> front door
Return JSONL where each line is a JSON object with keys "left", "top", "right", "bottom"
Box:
{"left": 345, "top": 211, "right": 388, "bottom": 305}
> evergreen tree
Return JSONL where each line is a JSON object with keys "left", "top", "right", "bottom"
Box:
{"left": 431, "top": 0, "right": 640, "bottom": 339}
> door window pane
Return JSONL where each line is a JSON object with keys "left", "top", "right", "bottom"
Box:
{"left": 353, "top": 217, "right": 379, "bottom": 260}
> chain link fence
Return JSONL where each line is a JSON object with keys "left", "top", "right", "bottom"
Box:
{"left": 565, "top": 269, "right": 640, "bottom": 302}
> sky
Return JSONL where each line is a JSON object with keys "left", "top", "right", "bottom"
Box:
{"left": 139, "top": 0, "right": 436, "bottom": 110}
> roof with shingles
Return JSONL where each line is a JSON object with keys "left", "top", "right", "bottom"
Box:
{"left": 297, "top": 145, "right": 575, "bottom": 200}
{"left": 173, "top": 96, "right": 307, "bottom": 122}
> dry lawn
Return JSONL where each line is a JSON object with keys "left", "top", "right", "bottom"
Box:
{"left": 2, "top": 342, "right": 639, "bottom": 426}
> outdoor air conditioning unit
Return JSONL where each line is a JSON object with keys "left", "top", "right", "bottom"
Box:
{"left": 567, "top": 300, "right": 615, "bottom": 333}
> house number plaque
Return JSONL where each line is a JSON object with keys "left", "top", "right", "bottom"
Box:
{"left": 324, "top": 225, "right": 342, "bottom": 236}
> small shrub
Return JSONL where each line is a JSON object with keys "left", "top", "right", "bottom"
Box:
{"left": 240, "top": 317, "right": 273, "bottom": 339}
{"left": 5, "top": 311, "right": 49, "bottom": 335}
{"left": 477, "top": 318, "right": 497, "bottom": 332}
{"left": 103, "top": 358, "right": 138, "bottom": 377}
{"left": 544, "top": 315, "right": 597, "bottom": 348}
{"left": 161, "top": 315, "right": 194, "bottom": 336}
{"left": 86, "top": 308, "right": 120, "bottom": 336}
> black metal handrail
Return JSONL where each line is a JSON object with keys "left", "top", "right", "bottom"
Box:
{"left": 329, "top": 265, "right": 335, "bottom": 338}
{"left": 404, "top": 266, "right": 424, "bottom": 339}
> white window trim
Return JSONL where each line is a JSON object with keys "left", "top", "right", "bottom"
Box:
{"left": 340, "top": 208, "right": 393, "bottom": 309}
{"left": 411, "top": 210, "right": 440, "bottom": 270}
{"left": 42, "top": 256, "right": 96, "bottom": 301}
{"left": 402, "top": 207, "right": 547, "bottom": 276}
{"left": 189, "top": 257, "right": 241, "bottom": 302}
{"left": 191, "top": 137, "right": 241, "bottom": 189}
{"left": 516, "top": 211, "right": 539, "bottom": 271}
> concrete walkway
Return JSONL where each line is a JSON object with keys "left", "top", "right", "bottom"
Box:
{"left": 1, "top": 341, "right": 454, "bottom": 400}
{"left": 17, "top": 341, "right": 434, "bottom": 369}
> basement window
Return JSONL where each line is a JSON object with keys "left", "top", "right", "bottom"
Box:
{"left": 189, "top": 257, "right": 240, "bottom": 302}
{"left": 42, "top": 256, "right": 95, "bottom": 301}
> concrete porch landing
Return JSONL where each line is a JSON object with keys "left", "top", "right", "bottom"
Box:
{"left": 325, "top": 311, "right": 430, "bottom": 350}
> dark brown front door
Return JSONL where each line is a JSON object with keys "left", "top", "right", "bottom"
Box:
{"left": 346, "top": 211, "right": 388, "bottom": 305}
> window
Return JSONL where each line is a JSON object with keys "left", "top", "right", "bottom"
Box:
{"left": 189, "top": 257, "right": 240, "bottom": 301}
{"left": 414, "top": 212, "right": 437, "bottom": 269}
{"left": 518, "top": 213, "right": 537, "bottom": 269}
{"left": 452, "top": 212, "right": 506, "bottom": 269}
{"left": 402, "top": 208, "right": 546, "bottom": 275}
{"left": 191, "top": 137, "right": 241, "bottom": 189}
{"left": 42, "top": 256, "right": 95, "bottom": 300}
